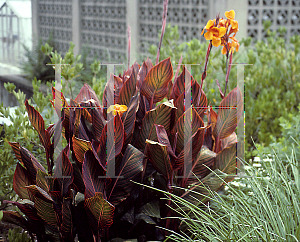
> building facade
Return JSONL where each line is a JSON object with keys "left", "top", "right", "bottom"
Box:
{"left": 31, "top": 0, "right": 300, "bottom": 64}
{"left": 0, "top": 0, "right": 32, "bottom": 66}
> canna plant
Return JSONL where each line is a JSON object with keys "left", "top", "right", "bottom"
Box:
{"left": 1, "top": 5, "right": 243, "bottom": 241}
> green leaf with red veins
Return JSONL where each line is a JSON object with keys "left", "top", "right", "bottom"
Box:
{"left": 13, "top": 163, "right": 33, "bottom": 199}
{"left": 213, "top": 87, "right": 243, "bottom": 140}
{"left": 108, "top": 145, "right": 144, "bottom": 206}
{"left": 137, "top": 100, "right": 176, "bottom": 151}
{"left": 141, "top": 57, "right": 173, "bottom": 104}
{"left": 145, "top": 139, "right": 173, "bottom": 181}
{"left": 84, "top": 192, "right": 115, "bottom": 229}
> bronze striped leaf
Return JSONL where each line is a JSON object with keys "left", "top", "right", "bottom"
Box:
{"left": 141, "top": 57, "right": 173, "bottom": 104}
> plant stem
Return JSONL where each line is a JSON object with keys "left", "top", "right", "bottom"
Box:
{"left": 224, "top": 52, "right": 233, "bottom": 97}
{"left": 201, "top": 41, "right": 212, "bottom": 90}
{"left": 156, "top": 0, "right": 168, "bottom": 65}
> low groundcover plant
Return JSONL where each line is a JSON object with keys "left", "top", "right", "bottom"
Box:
{"left": 0, "top": 6, "right": 243, "bottom": 242}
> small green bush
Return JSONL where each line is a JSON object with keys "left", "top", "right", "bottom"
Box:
{"left": 7, "top": 227, "right": 32, "bottom": 242}
{"left": 254, "top": 104, "right": 300, "bottom": 164}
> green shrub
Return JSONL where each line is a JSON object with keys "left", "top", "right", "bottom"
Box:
{"left": 254, "top": 104, "right": 300, "bottom": 164}
{"left": 245, "top": 26, "right": 300, "bottom": 155}
{"left": 7, "top": 227, "right": 32, "bottom": 242}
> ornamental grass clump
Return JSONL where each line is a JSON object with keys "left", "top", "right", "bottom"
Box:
{"left": 161, "top": 148, "right": 300, "bottom": 241}
{"left": 0, "top": 5, "right": 243, "bottom": 241}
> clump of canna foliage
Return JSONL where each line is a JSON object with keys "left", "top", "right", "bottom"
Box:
{"left": 0, "top": 6, "right": 243, "bottom": 242}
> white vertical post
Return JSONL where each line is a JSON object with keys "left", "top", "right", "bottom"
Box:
{"left": 126, "top": 0, "right": 139, "bottom": 65}
{"left": 31, "top": 0, "right": 39, "bottom": 47}
{"left": 72, "top": 0, "right": 81, "bottom": 56}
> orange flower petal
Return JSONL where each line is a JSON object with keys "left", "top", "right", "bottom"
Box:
{"left": 201, "top": 27, "right": 205, "bottom": 35}
{"left": 219, "top": 18, "right": 227, "bottom": 27}
{"left": 107, "top": 105, "right": 114, "bottom": 114}
{"left": 221, "top": 46, "right": 227, "bottom": 55}
{"left": 204, "top": 31, "right": 213, "bottom": 40}
{"left": 231, "top": 20, "right": 238, "bottom": 29}
{"left": 225, "top": 10, "right": 235, "bottom": 20}
{"left": 218, "top": 27, "right": 227, "bottom": 37}
{"left": 212, "top": 37, "right": 221, "bottom": 47}
{"left": 206, "top": 19, "right": 215, "bottom": 29}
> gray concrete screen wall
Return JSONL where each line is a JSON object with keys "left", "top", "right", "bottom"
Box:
{"left": 31, "top": 0, "right": 300, "bottom": 62}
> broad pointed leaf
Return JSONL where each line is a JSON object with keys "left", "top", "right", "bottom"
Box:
{"left": 108, "top": 145, "right": 144, "bottom": 206}
{"left": 213, "top": 87, "right": 243, "bottom": 139}
{"left": 121, "top": 93, "right": 139, "bottom": 144}
{"left": 215, "top": 143, "right": 241, "bottom": 182}
{"left": 36, "top": 169, "right": 49, "bottom": 193}
{"left": 20, "top": 147, "right": 46, "bottom": 181}
{"left": 26, "top": 185, "right": 58, "bottom": 227}
{"left": 75, "top": 83, "right": 101, "bottom": 106}
{"left": 54, "top": 146, "right": 73, "bottom": 197}
{"left": 119, "top": 62, "right": 138, "bottom": 106}
{"left": 82, "top": 150, "right": 106, "bottom": 199}
{"left": 1, "top": 211, "right": 28, "bottom": 230}
{"left": 195, "top": 87, "right": 207, "bottom": 118}
{"left": 26, "top": 185, "right": 53, "bottom": 203}
{"left": 13, "top": 162, "right": 33, "bottom": 199}
{"left": 25, "top": 100, "right": 51, "bottom": 151}
{"left": 187, "top": 146, "right": 216, "bottom": 184}
{"left": 103, "top": 74, "right": 123, "bottom": 108}
{"left": 221, "top": 132, "right": 237, "bottom": 150}
{"left": 9, "top": 142, "right": 22, "bottom": 162}
{"left": 98, "top": 113, "right": 124, "bottom": 164}
{"left": 84, "top": 192, "right": 115, "bottom": 229}
{"left": 141, "top": 57, "right": 173, "bottom": 104}
{"left": 174, "top": 93, "right": 185, "bottom": 122}
{"left": 72, "top": 136, "right": 92, "bottom": 164}
{"left": 139, "top": 200, "right": 161, "bottom": 218}
{"left": 173, "top": 107, "right": 204, "bottom": 154}
{"left": 137, "top": 100, "right": 176, "bottom": 151}
{"left": 137, "top": 58, "right": 153, "bottom": 89}
{"left": 155, "top": 124, "right": 176, "bottom": 158}
{"left": 3, "top": 200, "right": 39, "bottom": 222}
{"left": 175, "top": 127, "right": 206, "bottom": 173}
{"left": 90, "top": 107, "right": 105, "bottom": 142}
{"left": 145, "top": 140, "right": 173, "bottom": 181}
{"left": 173, "top": 66, "right": 194, "bottom": 100}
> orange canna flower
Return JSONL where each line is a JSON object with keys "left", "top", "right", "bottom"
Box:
{"left": 202, "top": 10, "right": 239, "bottom": 54}
{"left": 201, "top": 19, "right": 226, "bottom": 47}
{"left": 221, "top": 36, "right": 240, "bottom": 55}
{"left": 107, "top": 104, "right": 128, "bottom": 116}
